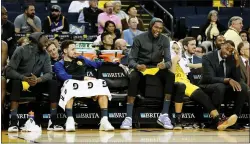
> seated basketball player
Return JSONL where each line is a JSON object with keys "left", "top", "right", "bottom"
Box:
{"left": 120, "top": 18, "right": 175, "bottom": 130}
{"left": 1, "top": 41, "right": 8, "bottom": 114}
{"left": 6, "top": 32, "right": 63, "bottom": 132}
{"left": 54, "top": 40, "right": 121, "bottom": 131}
{"left": 170, "top": 41, "right": 237, "bottom": 130}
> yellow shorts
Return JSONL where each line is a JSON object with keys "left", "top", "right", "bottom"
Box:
{"left": 175, "top": 78, "right": 199, "bottom": 97}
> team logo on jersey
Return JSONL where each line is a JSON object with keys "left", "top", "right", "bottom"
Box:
{"left": 77, "top": 61, "right": 83, "bottom": 66}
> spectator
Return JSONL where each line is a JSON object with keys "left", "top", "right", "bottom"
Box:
{"left": 182, "top": 37, "right": 202, "bottom": 68}
{"left": 197, "top": 10, "right": 226, "bottom": 51}
{"left": 214, "top": 35, "right": 226, "bottom": 50}
{"left": 114, "top": 38, "right": 130, "bottom": 65}
{"left": 51, "top": 36, "right": 61, "bottom": 49}
{"left": 82, "top": 0, "right": 103, "bottom": 34}
{"left": 68, "top": 0, "right": 89, "bottom": 13}
{"left": 1, "top": 41, "right": 8, "bottom": 109}
{"left": 224, "top": 16, "right": 243, "bottom": 48}
{"left": 17, "top": 37, "right": 29, "bottom": 46}
{"left": 1, "top": 6, "right": 16, "bottom": 58}
{"left": 123, "top": 17, "right": 143, "bottom": 46}
{"left": 113, "top": 1, "right": 128, "bottom": 20}
{"left": 114, "top": 38, "right": 127, "bottom": 50}
{"left": 121, "top": 5, "right": 145, "bottom": 31}
{"left": 94, "top": 21, "right": 121, "bottom": 47}
{"left": 53, "top": 40, "right": 117, "bottom": 131}
{"left": 97, "top": 1, "right": 122, "bottom": 34}
{"left": 120, "top": 18, "right": 175, "bottom": 130}
{"left": 199, "top": 40, "right": 248, "bottom": 129}
{"left": 248, "top": 27, "right": 250, "bottom": 41}
{"left": 6, "top": 32, "right": 63, "bottom": 132}
{"left": 14, "top": 4, "right": 41, "bottom": 33}
{"left": 169, "top": 41, "right": 238, "bottom": 130}
{"left": 195, "top": 45, "right": 206, "bottom": 58}
{"left": 239, "top": 30, "right": 248, "bottom": 42}
{"left": 46, "top": 41, "right": 62, "bottom": 65}
{"left": 238, "top": 41, "right": 249, "bottom": 87}
{"left": 100, "top": 32, "right": 113, "bottom": 50}
{"left": 43, "top": 5, "right": 69, "bottom": 34}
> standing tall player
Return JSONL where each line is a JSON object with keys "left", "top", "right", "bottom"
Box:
{"left": 54, "top": 40, "right": 122, "bottom": 131}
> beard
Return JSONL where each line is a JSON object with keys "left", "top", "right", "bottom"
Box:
{"left": 27, "top": 13, "right": 35, "bottom": 19}
{"left": 51, "top": 14, "right": 59, "bottom": 19}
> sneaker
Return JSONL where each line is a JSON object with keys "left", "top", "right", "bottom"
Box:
{"left": 173, "top": 123, "right": 182, "bottom": 130}
{"left": 47, "top": 119, "right": 64, "bottom": 131}
{"left": 174, "top": 117, "right": 182, "bottom": 130}
{"left": 157, "top": 114, "right": 173, "bottom": 129}
{"left": 99, "top": 116, "right": 114, "bottom": 131}
{"left": 120, "top": 117, "right": 132, "bottom": 130}
{"left": 21, "top": 118, "right": 42, "bottom": 132}
{"left": 217, "top": 114, "right": 237, "bottom": 131}
{"left": 8, "top": 126, "right": 19, "bottom": 132}
{"left": 8, "top": 118, "right": 19, "bottom": 133}
{"left": 65, "top": 117, "right": 75, "bottom": 132}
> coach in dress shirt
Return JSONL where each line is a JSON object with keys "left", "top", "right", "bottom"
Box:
{"left": 199, "top": 40, "right": 248, "bottom": 125}
{"left": 238, "top": 41, "right": 249, "bottom": 88}
{"left": 182, "top": 37, "right": 202, "bottom": 67}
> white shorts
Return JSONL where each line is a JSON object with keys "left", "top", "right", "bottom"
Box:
{"left": 59, "top": 79, "right": 112, "bottom": 111}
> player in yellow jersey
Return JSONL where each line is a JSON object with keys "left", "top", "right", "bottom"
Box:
{"left": 170, "top": 41, "right": 238, "bottom": 130}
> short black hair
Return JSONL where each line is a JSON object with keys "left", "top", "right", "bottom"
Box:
{"left": 239, "top": 30, "right": 248, "bottom": 35}
{"left": 126, "top": 5, "right": 136, "bottom": 14}
{"left": 61, "top": 40, "right": 75, "bottom": 53}
{"left": 197, "top": 45, "right": 206, "bottom": 53}
{"left": 101, "top": 32, "right": 112, "bottom": 42}
{"left": 23, "top": 4, "right": 34, "bottom": 12}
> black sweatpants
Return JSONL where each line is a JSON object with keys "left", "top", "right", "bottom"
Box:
{"left": 200, "top": 82, "right": 248, "bottom": 116}
{"left": 127, "top": 69, "right": 175, "bottom": 97}
{"left": 8, "top": 79, "right": 59, "bottom": 125}
{"left": 8, "top": 80, "right": 59, "bottom": 103}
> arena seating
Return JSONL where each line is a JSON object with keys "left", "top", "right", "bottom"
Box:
{"left": 2, "top": 1, "right": 249, "bottom": 129}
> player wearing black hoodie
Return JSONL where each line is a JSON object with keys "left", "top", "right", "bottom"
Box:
{"left": 6, "top": 32, "right": 63, "bottom": 132}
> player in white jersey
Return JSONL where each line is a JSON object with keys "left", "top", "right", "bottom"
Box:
{"left": 54, "top": 40, "right": 122, "bottom": 131}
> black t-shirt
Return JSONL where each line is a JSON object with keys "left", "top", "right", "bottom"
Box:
{"left": 1, "top": 20, "right": 16, "bottom": 58}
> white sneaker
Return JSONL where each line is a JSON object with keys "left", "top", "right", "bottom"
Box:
{"left": 65, "top": 117, "right": 75, "bottom": 132}
{"left": 47, "top": 119, "right": 64, "bottom": 131}
{"left": 20, "top": 131, "right": 42, "bottom": 141}
{"left": 99, "top": 116, "right": 114, "bottom": 131}
{"left": 8, "top": 126, "right": 19, "bottom": 132}
{"left": 21, "top": 118, "right": 42, "bottom": 132}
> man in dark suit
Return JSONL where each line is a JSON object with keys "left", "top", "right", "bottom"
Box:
{"left": 238, "top": 41, "right": 249, "bottom": 88}
{"left": 213, "top": 35, "right": 226, "bottom": 50}
{"left": 199, "top": 40, "right": 248, "bottom": 127}
{"left": 238, "top": 41, "right": 250, "bottom": 129}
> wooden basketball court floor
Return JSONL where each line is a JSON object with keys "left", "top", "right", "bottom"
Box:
{"left": 1, "top": 128, "right": 249, "bottom": 143}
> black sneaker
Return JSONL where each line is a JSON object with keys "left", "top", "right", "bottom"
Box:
{"left": 174, "top": 117, "right": 183, "bottom": 130}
